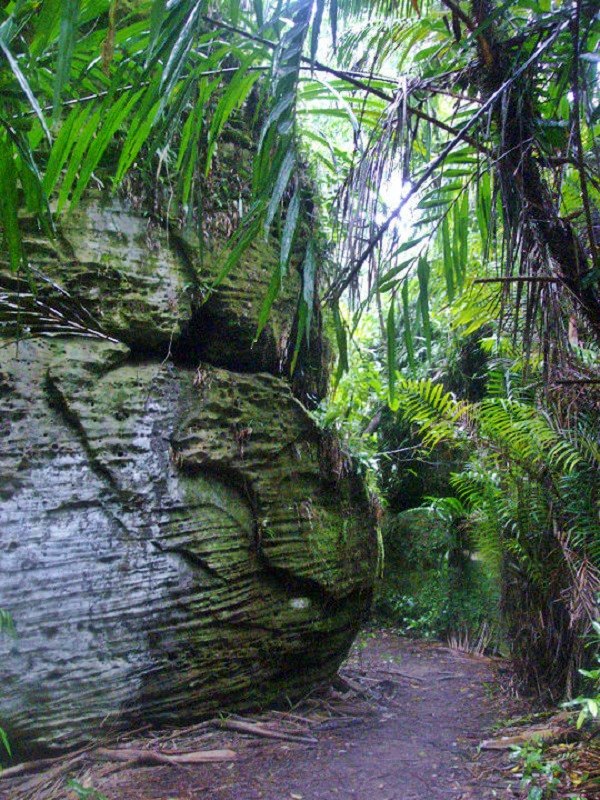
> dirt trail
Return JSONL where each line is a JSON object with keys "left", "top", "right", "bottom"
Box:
{"left": 3, "top": 631, "right": 520, "bottom": 800}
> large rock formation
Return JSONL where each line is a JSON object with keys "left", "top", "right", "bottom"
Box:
{"left": 0, "top": 198, "right": 378, "bottom": 755}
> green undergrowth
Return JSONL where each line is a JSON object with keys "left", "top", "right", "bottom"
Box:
{"left": 509, "top": 738, "right": 598, "bottom": 800}
{"left": 373, "top": 508, "right": 501, "bottom": 645}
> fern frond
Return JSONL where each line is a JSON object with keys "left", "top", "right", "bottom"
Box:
{"left": 395, "top": 377, "right": 469, "bottom": 451}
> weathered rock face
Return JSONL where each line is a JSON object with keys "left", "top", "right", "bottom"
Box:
{"left": 0, "top": 199, "right": 378, "bottom": 755}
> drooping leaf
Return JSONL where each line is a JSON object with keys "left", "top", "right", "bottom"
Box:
{"left": 458, "top": 189, "right": 469, "bottom": 288}
{"left": 255, "top": 264, "right": 282, "bottom": 340}
{"left": 289, "top": 237, "right": 317, "bottom": 374}
{"left": 402, "top": 279, "right": 415, "bottom": 370}
{"left": 205, "top": 63, "right": 261, "bottom": 176}
{"left": 333, "top": 301, "right": 348, "bottom": 384}
{"left": 377, "top": 257, "right": 415, "bottom": 294}
{"left": 57, "top": 107, "right": 102, "bottom": 212}
{"left": 0, "top": 40, "right": 51, "bottom": 140}
{"left": 253, "top": 0, "right": 264, "bottom": 27}
{"left": 211, "top": 206, "right": 265, "bottom": 289}
{"left": 387, "top": 298, "right": 399, "bottom": 410}
{"left": 329, "top": 0, "right": 338, "bottom": 50}
{"left": 280, "top": 186, "right": 300, "bottom": 276}
{"left": 290, "top": 294, "right": 308, "bottom": 375}
{"left": 0, "top": 136, "right": 22, "bottom": 272}
{"left": 30, "top": 0, "right": 62, "bottom": 56}
{"left": 417, "top": 255, "right": 431, "bottom": 357}
{"left": 161, "top": 0, "right": 203, "bottom": 98}
{"left": 441, "top": 214, "right": 454, "bottom": 301}
{"left": 115, "top": 90, "right": 162, "bottom": 184}
{"left": 301, "top": 238, "right": 317, "bottom": 342}
{"left": 44, "top": 103, "right": 91, "bottom": 195}
{"left": 476, "top": 170, "right": 491, "bottom": 254}
{"left": 148, "top": 0, "right": 167, "bottom": 64}
{"left": 69, "top": 90, "right": 143, "bottom": 209}
{"left": 54, "top": 0, "right": 80, "bottom": 116}
{"left": 310, "top": 0, "right": 325, "bottom": 68}
{"left": 0, "top": 726, "right": 11, "bottom": 758}
{"left": 264, "top": 149, "right": 296, "bottom": 235}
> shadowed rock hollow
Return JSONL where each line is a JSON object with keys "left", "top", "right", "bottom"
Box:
{"left": 0, "top": 198, "right": 379, "bottom": 755}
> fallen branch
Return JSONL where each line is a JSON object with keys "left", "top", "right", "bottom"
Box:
{"left": 150, "top": 719, "right": 216, "bottom": 743}
{"left": 94, "top": 746, "right": 236, "bottom": 766}
{"left": 313, "top": 717, "right": 363, "bottom": 731}
{"left": 0, "top": 747, "right": 90, "bottom": 780}
{"left": 269, "top": 710, "right": 315, "bottom": 728}
{"left": 479, "top": 722, "right": 580, "bottom": 750}
{"left": 372, "top": 667, "right": 425, "bottom": 682}
{"left": 216, "top": 719, "right": 316, "bottom": 745}
{"left": 334, "top": 674, "right": 374, "bottom": 699}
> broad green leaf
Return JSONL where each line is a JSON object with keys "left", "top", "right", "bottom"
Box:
{"left": 259, "top": 93, "right": 294, "bottom": 151}
{"left": 388, "top": 234, "right": 429, "bottom": 260}
{"left": 290, "top": 244, "right": 316, "bottom": 375}
{"left": 253, "top": 0, "right": 264, "bottom": 27}
{"left": 452, "top": 199, "right": 461, "bottom": 291}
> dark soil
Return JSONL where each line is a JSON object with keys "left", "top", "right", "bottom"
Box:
{"left": 3, "top": 630, "right": 524, "bottom": 800}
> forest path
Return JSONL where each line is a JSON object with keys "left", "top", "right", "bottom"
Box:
{"left": 95, "top": 631, "right": 518, "bottom": 800}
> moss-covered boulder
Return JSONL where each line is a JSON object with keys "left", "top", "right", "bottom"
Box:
{"left": 2, "top": 198, "right": 308, "bottom": 372}
{"left": 0, "top": 199, "right": 377, "bottom": 756}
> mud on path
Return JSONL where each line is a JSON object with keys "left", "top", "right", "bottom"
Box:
{"left": 3, "top": 631, "right": 521, "bottom": 800}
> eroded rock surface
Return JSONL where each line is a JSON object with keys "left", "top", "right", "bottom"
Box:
{"left": 0, "top": 199, "right": 378, "bottom": 755}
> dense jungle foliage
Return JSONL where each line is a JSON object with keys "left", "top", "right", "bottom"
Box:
{"left": 0, "top": 0, "right": 598, "bottom": 728}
